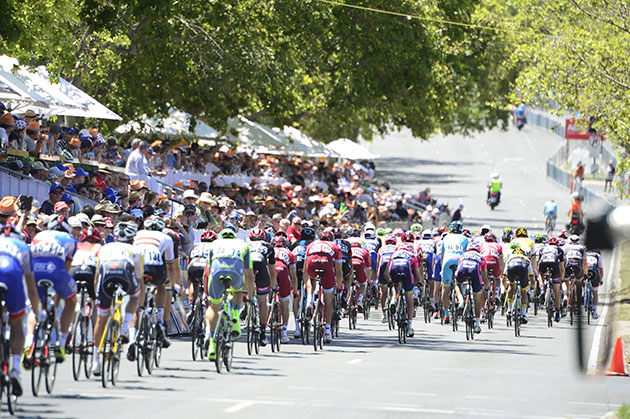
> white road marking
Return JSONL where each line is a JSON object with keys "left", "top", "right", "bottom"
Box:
{"left": 464, "top": 395, "right": 525, "bottom": 402}
{"left": 429, "top": 367, "right": 471, "bottom": 373}
{"left": 568, "top": 401, "right": 622, "bottom": 408}
{"left": 224, "top": 401, "right": 254, "bottom": 413}
{"left": 289, "top": 385, "right": 348, "bottom": 392}
{"left": 383, "top": 344, "right": 394, "bottom": 348}
{"left": 587, "top": 246, "right": 618, "bottom": 374}
{"left": 399, "top": 391, "right": 437, "bottom": 397}
{"left": 347, "top": 358, "right": 363, "bottom": 364}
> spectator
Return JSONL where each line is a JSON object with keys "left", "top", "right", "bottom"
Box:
{"left": 40, "top": 184, "right": 65, "bottom": 215}
{"left": 30, "top": 161, "right": 49, "bottom": 182}
{"left": 605, "top": 162, "right": 616, "bottom": 192}
{"left": 23, "top": 120, "right": 40, "bottom": 156}
{"left": 393, "top": 200, "right": 408, "bottom": 220}
{"left": 286, "top": 216, "right": 302, "bottom": 242}
{"left": 451, "top": 204, "right": 464, "bottom": 222}
{"left": 54, "top": 201, "right": 70, "bottom": 218}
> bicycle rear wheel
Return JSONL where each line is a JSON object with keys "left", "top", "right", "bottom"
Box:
{"left": 71, "top": 316, "right": 83, "bottom": 381}
{"left": 101, "top": 322, "right": 113, "bottom": 388}
{"left": 5, "top": 375, "right": 16, "bottom": 415}
{"left": 246, "top": 308, "right": 255, "bottom": 356}
{"left": 223, "top": 337, "right": 234, "bottom": 372}
{"left": 145, "top": 323, "right": 156, "bottom": 375}
{"left": 546, "top": 287, "right": 553, "bottom": 328}
{"left": 45, "top": 343, "right": 57, "bottom": 394}
{"left": 136, "top": 315, "right": 146, "bottom": 376}
{"left": 215, "top": 315, "right": 225, "bottom": 373}
{"left": 464, "top": 301, "right": 472, "bottom": 341}
{"left": 534, "top": 285, "right": 539, "bottom": 316}
{"left": 83, "top": 315, "right": 94, "bottom": 379}
{"left": 364, "top": 297, "right": 370, "bottom": 320}
{"left": 192, "top": 305, "right": 202, "bottom": 360}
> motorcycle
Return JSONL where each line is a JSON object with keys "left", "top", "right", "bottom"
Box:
{"left": 487, "top": 191, "right": 500, "bottom": 210}
{"left": 567, "top": 214, "right": 584, "bottom": 235}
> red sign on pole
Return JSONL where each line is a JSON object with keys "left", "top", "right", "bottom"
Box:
{"left": 565, "top": 119, "right": 605, "bottom": 141}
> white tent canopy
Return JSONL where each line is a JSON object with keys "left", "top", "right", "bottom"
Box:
{"left": 115, "top": 109, "right": 219, "bottom": 139}
{"left": 281, "top": 126, "right": 340, "bottom": 157}
{"left": 327, "top": 138, "right": 380, "bottom": 160}
{"left": 227, "top": 115, "right": 287, "bottom": 153}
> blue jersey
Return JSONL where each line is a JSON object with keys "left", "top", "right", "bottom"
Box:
{"left": 31, "top": 230, "right": 77, "bottom": 263}
{"left": 441, "top": 234, "right": 469, "bottom": 260}
{"left": 363, "top": 238, "right": 381, "bottom": 268}
{"left": 416, "top": 239, "right": 436, "bottom": 257}
{"left": 516, "top": 105, "right": 525, "bottom": 118}
{"left": 544, "top": 201, "right": 557, "bottom": 217}
{"left": 0, "top": 236, "right": 32, "bottom": 274}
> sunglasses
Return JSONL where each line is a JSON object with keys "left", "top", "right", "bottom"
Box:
{"left": 51, "top": 190, "right": 63, "bottom": 195}
{"left": 184, "top": 212, "right": 195, "bottom": 216}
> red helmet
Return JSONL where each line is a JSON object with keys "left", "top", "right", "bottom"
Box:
{"left": 275, "top": 230, "right": 288, "bottom": 238}
{"left": 384, "top": 234, "right": 397, "bottom": 245}
{"left": 320, "top": 230, "right": 334, "bottom": 241}
{"left": 332, "top": 227, "right": 343, "bottom": 239}
{"left": 403, "top": 231, "right": 415, "bottom": 243}
{"left": 249, "top": 228, "right": 266, "bottom": 241}
{"left": 272, "top": 236, "right": 289, "bottom": 248}
{"left": 351, "top": 240, "right": 363, "bottom": 248}
{"left": 484, "top": 232, "right": 497, "bottom": 242}
{"left": 467, "top": 242, "right": 482, "bottom": 252}
{"left": 548, "top": 237, "right": 559, "bottom": 246}
{"left": 558, "top": 230, "right": 568, "bottom": 239}
{"left": 393, "top": 228, "right": 405, "bottom": 239}
{"left": 80, "top": 228, "right": 102, "bottom": 243}
{"left": 201, "top": 230, "right": 218, "bottom": 242}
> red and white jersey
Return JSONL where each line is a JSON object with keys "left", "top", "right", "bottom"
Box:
{"left": 71, "top": 242, "right": 102, "bottom": 268}
{"left": 275, "top": 247, "right": 296, "bottom": 268}
{"left": 351, "top": 247, "right": 371, "bottom": 269}
{"left": 481, "top": 242, "right": 503, "bottom": 266}
{"left": 133, "top": 230, "right": 175, "bottom": 266}
{"left": 306, "top": 240, "right": 342, "bottom": 263}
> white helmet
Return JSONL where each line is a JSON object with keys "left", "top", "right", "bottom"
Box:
{"left": 363, "top": 222, "right": 376, "bottom": 232}
{"left": 490, "top": 172, "right": 500, "bottom": 179}
{"left": 480, "top": 224, "right": 492, "bottom": 234}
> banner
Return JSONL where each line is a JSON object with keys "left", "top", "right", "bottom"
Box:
{"left": 565, "top": 119, "right": 605, "bottom": 141}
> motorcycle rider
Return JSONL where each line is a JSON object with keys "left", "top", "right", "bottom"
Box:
{"left": 567, "top": 192, "right": 584, "bottom": 234}
{"left": 487, "top": 173, "right": 502, "bottom": 205}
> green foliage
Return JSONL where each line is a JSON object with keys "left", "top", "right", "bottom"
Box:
{"left": 0, "top": 0, "right": 516, "bottom": 143}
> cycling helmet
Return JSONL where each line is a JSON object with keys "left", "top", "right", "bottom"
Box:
{"left": 558, "top": 230, "right": 568, "bottom": 239}
{"left": 402, "top": 231, "right": 415, "bottom": 243}
{"left": 375, "top": 228, "right": 385, "bottom": 237}
{"left": 275, "top": 230, "right": 288, "bottom": 238}
{"left": 510, "top": 241, "right": 521, "bottom": 251}
{"left": 384, "top": 234, "right": 397, "bottom": 245}
{"left": 114, "top": 221, "right": 137, "bottom": 243}
{"left": 410, "top": 223, "right": 422, "bottom": 233}
{"left": 219, "top": 229, "right": 236, "bottom": 239}
{"left": 422, "top": 229, "right": 432, "bottom": 240}
{"left": 393, "top": 228, "right": 404, "bottom": 238}
{"left": 363, "top": 222, "right": 376, "bottom": 232}
{"left": 363, "top": 229, "right": 376, "bottom": 239}
{"left": 480, "top": 224, "right": 492, "bottom": 235}
{"left": 272, "top": 236, "right": 289, "bottom": 248}
{"left": 332, "top": 227, "right": 343, "bottom": 239}
{"left": 558, "top": 239, "right": 566, "bottom": 246}
{"left": 144, "top": 215, "right": 165, "bottom": 231}
{"left": 200, "top": 230, "right": 218, "bottom": 242}
{"left": 320, "top": 230, "right": 334, "bottom": 241}
{"left": 351, "top": 240, "right": 365, "bottom": 248}
{"left": 502, "top": 227, "right": 513, "bottom": 243}
{"left": 572, "top": 191, "right": 580, "bottom": 199}
{"left": 548, "top": 237, "right": 559, "bottom": 246}
{"left": 450, "top": 221, "right": 463, "bottom": 234}
{"left": 534, "top": 233, "right": 544, "bottom": 243}
{"left": 484, "top": 232, "right": 497, "bottom": 242}
{"left": 515, "top": 227, "right": 528, "bottom": 238}
{"left": 302, "top": 227, "right": 315, "bottom": 240}
{"left": 467, "top": 242, "right": 482, "bottom": 252}
{"left": 2, "top": 224, "right": 25, "bottom": 241}
{"left": 345, "top": 228, "right": 360, "bottom": 239}
{"left": 384, "top": 227, "right": 393, "bottom": 234}
{"left": 514, "top": 248, "right": 526, "bottom": 256}
{"left": 462, "top": 229, "right": 471, "bottom": 238}
{"left": 48, "top": 215, "right": 71, "bottom": 233}
{"left": 569, "top": 234, "right": 580, "bottom": 244}
{"left": 249, "top": 228, "right": 266, "bottom": 241}
{"left": 80, "top": 228, "right": 102, "bottom": 243}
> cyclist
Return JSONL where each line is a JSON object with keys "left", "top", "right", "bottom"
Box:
{"left": 387, "top": 232, "right": 423, "bottom": 337}
{"left": 431, "top": 231, "right": 444, "bottom": 319}
{"left": 504, "top": 242, "right": 534, "bottom": 324}
{"left": 501, "top": 227, "right": 513, "bottom": 245}
{"left": 481, "top": 232, "right": 504, "bottom": 307}
{"left": 332, "top": 227, "right": 353, "bottom": 308}
{"left": 0, "top": 225, "right": 37, "bottom": 396}
{"left": 133, "top": 215, "right": 179, "bottom": 348}
{"left": 512, "top": 227, "right": 537, "bottom": 290}
{"left": 362, "top": 225, "right": 381, "bottom": 285}
{"left": 376, "top": 234, "right": 398, "bottom": 323}
{"left": 69, "top": 228, "right": 103, "bottom": 303}
{"left": 272, "top": 236, "right": 297, "bottom": 344}
{"left": 586, "top": 249, "right": 604, "bottom": 320}
{"left": 248, "top": 227, "right": 277, "bottom": 346}
{"left": 480, "top": 225, "right": 492, "bottom": 236}
{"left": 440, "top": 221, "right": 468, "bottom": 323}
{"left": 304, "top": 230, "right": 343, "bottom": 343}
{"left": 186, "top": 230, "right": 217, "bottom": 323}
{"left": 350, "top": 239, "right": 371, "bottom": 311}
{"left": 454, "top": 242, "right": 488, "bottom": 333}
{"left": 563, "top": 235, "right": 588, "bottom": 312}
{"left": 290, "top": 225, "right": 316, "bottom": 338}
{"left": 543, "top": 199, "right": 557, "bottom": 232}
{"left": 416, "top": 229, "right": 437, "bottom": 310}
{"left": 91, "top": 221, "right": 143, "bottom": 376}
{"left": 204, "top": 229, "right": 254, "bottom": 360}
{"left": 537, "top": 237, "right": 565, "bottom": 322}
{"left": 29, "top": 215, "right": 77, "bottom": 363}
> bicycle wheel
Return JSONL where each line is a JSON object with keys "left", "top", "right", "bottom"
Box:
{"left": 270, "top": 311, "right": 277, "bottom": 353}
{"left": 317, "top": 307, "right": 324, "bottom": 349}
{"left": 514, "top": 301, "right": 521, "bottom": 338}
{"left": 136, "top": 315, "right": 146, "bottom": 376}
{"left": 101, "top": 322, "right": 113, "bottom": 388}
{"left": 71, "top": 316, "right": 83, "bottom": 381}
{"left": 111, "top": 340, "right": 121, "bottom": 387}
{"left": 30, "top": 323, "right": 44, "bottom": 397}
{"left": 275, "top": 306, "right": 282, "bottom": 352}
{"left": 364, "top": 296, "right": 371, "bottom": 320}
{"left": 534, "top": 285, "right": 539, "bottom": 316}
{"left": 145, "top": 323, "right": 156, "bottom": 375}
{"left": 450, "top": 298, "right": 458, "bottom": 332}
{"left": 313, "top": 304, "right": 320, "bottom": 352}
{"left": 45, "top": 342, "right": 57, "bottom": 394}
{"left": 154, "top": 336, "right": 163, "bottom": 368}
{"left": 546, "top": 287, "right": 553, "bottom": 328}
{"left": 464, "top": 301, "right": 472, "bottom": 341}
{"left": 5, "top": 374, "right": 16, "bottom": 415}
{"left": 192, "top": 304, "right": 202, "bottom": 360}
{"left": 83, "top": 315, "right": 94, "bottom": 380}
{"left": 586, "top": 289, "right": 592, "bottom": 325}
{"left": 215, "top": 315, "right": 225, "bottom": 373}
{"left": 387, "top": 302, "right": 394, "bottom": 330}
{"left": 569, "top": 287, "right": 575, "bottom": 326}
{"left": 246, "top": 307, "right": 254, "bottom": 356}
{"left": 223, "top": 336, "right": 234, "bottom": 372}
{"left": 487, "top": 305, "right": 494, "bottom": 329}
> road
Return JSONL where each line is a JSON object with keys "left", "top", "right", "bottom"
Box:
{"left": 13, "top": 125, "right": 630, "bottom": 419}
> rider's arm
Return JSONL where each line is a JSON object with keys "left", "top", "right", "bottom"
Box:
{"left": 244, "top": 268, "right": 254, "bottom": 300}
{"left": 24, "top": 272, "right": 40, "bottom": 316}
{"left": 334, "top": 260, "right": 343, "bottom": 289}
{"left": 269, "top": 264, "right": 278, "bottom": 290}
{"left": 289, "top": 265, "right": 298, "bottom": 295}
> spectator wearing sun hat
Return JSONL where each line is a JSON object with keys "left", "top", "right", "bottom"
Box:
{"left": 29, "top": 161, "right": 49, "bottom": 182}
{"left": 23, "top": 120, "right": 40, "bottom": 155}
{"left": 0, "top": 196, "right": 17, "bottom": 225}
{"left": 40, "top": 184, "right": 65, "bottom": 215}
{"left": 0, "top": 113, "right": 15, "bottom": 147}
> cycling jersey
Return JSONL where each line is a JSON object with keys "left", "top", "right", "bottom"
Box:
{"left": 206, "top": 238, "right": 252, "bottom": 303}
{"left": 481, "top": 242, "right": 503, "bottom": 279}
{"left": 504, "top": 253, "right": 533, "bottom": 289}
{"left": 70, "top": 242, "right": 102, "bottom": 299}
{"left": 291, "top": 238, "right": 314, "bottom": 288}
{"left": 387, "top": 246, "right": 418, "bottom": 292}
{"left": 334, "top": 238, "right": 353, "bottom": 279}
{"left": 133, "top": 230, "right": 175, "bottom": 285}
{"left": 275, "top": 247, "right": 296, "bottom": 301}
{"left": 95, "top": 242, "right": 143, "bottom": 311}
{"left": 455, "top": 251, "right": 486, "bottom": 294}
{"left": 416, "top": 239, "right": 436, "bottom": 281}
{"left": 440, "top": 233, "right": 468, "bottom": 286}
{"left": 187, "top": 242, "right": 214, "bottom": 284}
{"left": 512, "top": 237, "right": 534, "bottom": 256}
{"left": 538, "top": 245, "right": 564, "bottom": 282}
{"left": 250, "top": 240, "right": 275, "bottom": 294}
{"left": 377, "top": 244, "right": 397, "bottom": 285}
{"left": 305, "top": 240, "right": 342, "bottom": 292}
{"left": 586, "top": 251, "right": 603, "bottom": 288}
{"left": 351, "top": 246, "right": 371, "bottom": 284}
{"left": 564, "top": 243, "right": 586, "bottom": 279}
{"left": 544, "top": 201, "right": 557, "bottom": 218}
{"left": 31, "top": 230, "right": 77, "bottom": 301}
{"left": 0, "top": 237, "right": 32, "bottom": 317}
{"left": 363, "top": 237, "right": 381, "bottom": 271}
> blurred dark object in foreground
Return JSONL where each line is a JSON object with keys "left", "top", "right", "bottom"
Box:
{"left": 585, "top": 205, "right": 630, "bottom": 250}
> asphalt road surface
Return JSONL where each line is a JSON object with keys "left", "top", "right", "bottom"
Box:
{"left": 12, "top": 125, "right": 630, "bottom": 419}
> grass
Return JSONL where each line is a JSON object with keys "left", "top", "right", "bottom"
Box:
{"left": 618, "top": 404, "right": 630, "bottom": 419}
{"left": 620, "top": 241, "right": 630, "bottom": 321}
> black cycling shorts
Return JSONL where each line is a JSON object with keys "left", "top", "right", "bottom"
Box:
{"left": 144, "top": 264, "right": 167, "bottom": 286}
{"left": 187, "top": 258, "right": 206, "bottom": 285}
{"left": 69, "top": 267, "right": 97, "bottom": 300}
{"left": 587, "top": 269, "right": 601, "bottom": 288}
{"left": 253, "top": 260, "right": 271, "bottom": 294}
{"left": 342, "top": 259, "right": 353, "bottom": 280}
{"left": 565, "top": 263, "right": 583, "bottom": 280}
{"left": 96, "top": 261, "right": 139, "bottom": 310}
{"left": 538, "top": 261, "right": 561, "bottom": 281}
{"left": 506, "top": 263, "right": 529, "bottom": 289}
